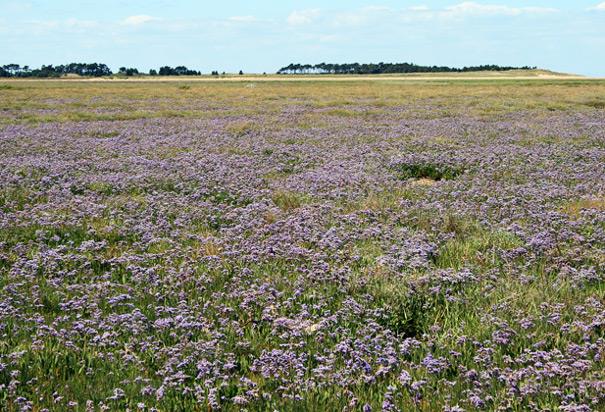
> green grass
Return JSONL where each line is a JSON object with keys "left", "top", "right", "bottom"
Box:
{"left": 435, "top": 228, "right": 522, "bottom": 269}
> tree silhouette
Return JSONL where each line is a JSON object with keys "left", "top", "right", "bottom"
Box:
{"left": 276, "top": 62, "right": 536, "bottom": 75}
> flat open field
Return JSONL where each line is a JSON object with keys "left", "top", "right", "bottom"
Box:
{"left": 6, "top": 69, "right": 589, "bottom": 83}
{"left": 1, "top": 78, "right": 605, "bottom": 411}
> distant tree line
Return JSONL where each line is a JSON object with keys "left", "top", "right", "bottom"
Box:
{"left": 0, "top": 63, "right": 205, "bottom": 78}
{"left": 0, "top": 63, "right": 112, "bottom": 77}
{"left": 277, "top": 62, "right": 537, "bottom": 75}
{"left": 153, "top": 66, "right": 201, "bottom": 76}
{"left": 119, "top": 67, "right": 140, "bottom": 76}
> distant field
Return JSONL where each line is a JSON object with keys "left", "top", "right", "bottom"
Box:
{"left": 1, "top": 69, "right": 590, "bottom": 83}
{"left": 1, "top": 78, "right": 605, "bottom": 411}
{"left": 1, "top": 77, "right": 604, "bottom": 124}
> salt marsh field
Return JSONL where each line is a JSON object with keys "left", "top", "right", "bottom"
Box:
{"left": 1, "top": 78, "right": 605, "bottom": 411}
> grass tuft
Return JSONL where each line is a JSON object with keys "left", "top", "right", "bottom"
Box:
{"left": 225, "top": 120, "right": 258, "bottom": 137}
{"left": 271, "top": 190, "right": 308, "bottom": 212}
{"left": 435, "top": 228, "right": 522, "bottom": 269}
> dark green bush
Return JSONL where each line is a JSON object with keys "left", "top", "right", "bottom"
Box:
{"left": 396, "top": 163, "right": 462, "bottom": 181}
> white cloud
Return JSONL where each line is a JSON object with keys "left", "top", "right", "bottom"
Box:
{"left": 309, "top": 3, "right": 559, "bottom": 29}
{"left": 287, "top": 9, "right": 320, "bottom": 26}
{"left": 444, "top": 2, "right": 558, "bottom": 17}
{"left": 121, "top": 15, "right": 158, "bottom": 26}
{"left": 590, "top": 2, "right": 605, "bottom": 10}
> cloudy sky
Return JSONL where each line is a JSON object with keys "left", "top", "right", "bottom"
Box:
{"left": 1, "top": 1, "right": 604, "bottom": 75}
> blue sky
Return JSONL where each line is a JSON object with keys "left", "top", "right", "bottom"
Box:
{"left": 1, "top": 1, "right": 604, "bottom": 75}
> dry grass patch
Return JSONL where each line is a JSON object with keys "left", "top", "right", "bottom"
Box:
{"left": 202, "top": 240, "right": 222, "bottom": 256}
{"left": 563, "top": 198, "right": 605, "bottom": 217}
{"left": 408, "top": 178, "right": 438, "bottom": 187}
{"left": 225, "top": 120, "right": 259, "bottom": 137}
{"left": 263, "top": 211, "right": 278, "bottom": 224}
{"left": 271, "top": 190, "right": 309, "bottom": 212}
{"left": 344, "top": 187, "right": 414, "bottom": 213}
{"left": 293, "top": 113, "right": 329, "bottom": 130}
{"left": 325, "top": 108, "right": 358, "bottom": 117}
{"left": 582, "top": 99, "right": 605, "bottom": 109}
{"left": 156, "top": 146, "right": 190, "bottom": 159}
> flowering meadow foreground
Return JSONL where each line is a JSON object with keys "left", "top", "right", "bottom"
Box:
{"left": 1, "top": 79, "right": 605, "bottom": 411}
